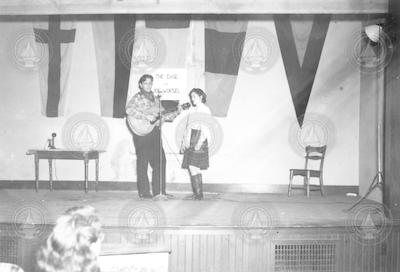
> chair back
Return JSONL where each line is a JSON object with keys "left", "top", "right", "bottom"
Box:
{"left": 304, "top": 145, "right": 327, "bottom": 172}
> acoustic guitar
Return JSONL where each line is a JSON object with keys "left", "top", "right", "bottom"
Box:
{"left": 127, "top": 102, "right": 191, "bottom": 136}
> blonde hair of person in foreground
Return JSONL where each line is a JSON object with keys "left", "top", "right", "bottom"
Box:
{"left": 37, "top": 206, "right": 103, "bottom": 272}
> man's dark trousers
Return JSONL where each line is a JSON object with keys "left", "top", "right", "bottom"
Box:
{"left": 132, "top": 127, "right": 166, "bottom": 196}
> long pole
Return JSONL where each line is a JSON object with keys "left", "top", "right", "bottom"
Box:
{"left": 377, "top": 25, "right": 384, "bottom": 186}
{"left": 153, "top": 95, "right": 169, "bottom": 201}
{"left": 377, "top": 78, "right": 384, "bottom": 185}
{"left": 159, "top": 96, "right": 163, "bottom": 196}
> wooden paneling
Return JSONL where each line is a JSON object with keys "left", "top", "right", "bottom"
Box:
{"left": 0, "top": 236, "right": 18, "bottom": 264}
{"left": 2, "top": 225, "right": 400, "bottom": 272}
{"left": 100, "top": 227, "right": 400, "bottom": 272}
{"left": 0, "top": 0, "right": 389, "bottom": 15}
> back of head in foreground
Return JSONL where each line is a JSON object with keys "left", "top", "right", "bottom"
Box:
{"left": 37, "top": 206, "right": 102, "bottom": 272}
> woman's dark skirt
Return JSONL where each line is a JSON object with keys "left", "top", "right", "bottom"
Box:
{"left": 182, "top": 129, "right": 209, "bottom": 170}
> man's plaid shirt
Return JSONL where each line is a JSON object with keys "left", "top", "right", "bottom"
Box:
{"left": 126, "top": 91, "right": 178, "bottom": 122}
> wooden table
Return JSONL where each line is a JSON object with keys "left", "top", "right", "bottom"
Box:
{"left": 26, "top": 149, "right": 104, "bottom": 193}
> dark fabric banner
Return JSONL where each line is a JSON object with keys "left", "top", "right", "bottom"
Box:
{"left": 34, "top": 15, "right": 76, "bottom": 117}
{"left": 204, "top": 20, "right": 247, "bottom": 117}
{"left": 113, "top": 15, "right": 136, "bottom": 118}
{"left": 274, "top": 14, "right": 330, "bottom": 127}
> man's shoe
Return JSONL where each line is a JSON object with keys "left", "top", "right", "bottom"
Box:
{"left": 139, "top": 193, "right": 153, "bottom": 199}
{"left": 184, "top": 194, "right": 197, "bottom": 200}
{"left": 164, "top": 193, "right": 174, "bottom": 199}
{"left": 160, "top": 192, "right": 174, "bottom": 199}
{"left": 153, "top": 194, "right": 168, "bottom": 201}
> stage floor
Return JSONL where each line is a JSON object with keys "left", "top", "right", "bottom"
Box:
{"left": 0, "top": 188, "right": 376, "bottom": 228}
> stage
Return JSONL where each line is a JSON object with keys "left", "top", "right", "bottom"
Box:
{"left": 0, "top": 188, "right": 399, "bottom": 272}
{"left": 0, "top": 189, "right": 370, "bottom": 228}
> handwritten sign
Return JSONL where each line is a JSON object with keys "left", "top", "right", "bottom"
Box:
{"left": 152, "top": 68, "right": 187, "bottom": 100}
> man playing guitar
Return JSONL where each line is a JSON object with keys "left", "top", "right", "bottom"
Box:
{"left": 126, "top": 74, "right": 182, "bottom": 199}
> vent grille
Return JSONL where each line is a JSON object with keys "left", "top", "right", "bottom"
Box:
{"left": 275, "top": 242, "right": 336, "bottom": 272}
{"left": 0, "top": 236, "right": 18, "bottom": 264}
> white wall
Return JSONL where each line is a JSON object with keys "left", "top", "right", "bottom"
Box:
{"left": 0, "top": 16, "right": 361, "bottom": 188}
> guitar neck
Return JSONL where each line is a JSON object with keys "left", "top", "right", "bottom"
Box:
{"left": 160, "top": 102, "right": 190, "bottom": 116}
{"left": 161, "top": 106, "right": 180, "bottom": 115}
{"left": 150, "top": 103, "right": 190, "bottom": 124}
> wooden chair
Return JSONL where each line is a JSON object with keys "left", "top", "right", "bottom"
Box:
{"left": 288, "top": 145, "right": 327, "bottom": 198}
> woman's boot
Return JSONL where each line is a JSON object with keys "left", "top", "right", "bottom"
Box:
{"left": 184, "top": 175, "right": 197, "bottom": 200}
{"left": 193, "top": 174, "right": 203, "bottom": 200}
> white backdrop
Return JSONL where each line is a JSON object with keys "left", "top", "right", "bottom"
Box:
{"left": 0, "top": 18, "right": 360, "bottom": 187}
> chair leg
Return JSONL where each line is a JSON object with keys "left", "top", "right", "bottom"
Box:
{"left": 319, "top": 176, "right": 324, "bottom": 196}
{"left": 288, "top": 170, "right": 293, "bottom": 197}
{"left": 306, "top": 171, "right": 310, "bottom": 198}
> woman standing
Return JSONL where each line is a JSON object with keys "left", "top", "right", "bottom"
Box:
{"left": 181, "top": 88, "right": 211, "bottom": 200}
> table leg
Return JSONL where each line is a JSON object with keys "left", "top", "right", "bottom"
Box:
{"left": 84, "top": 158, "right": 89, "bottom": 193}
{"left": 35, "top": 155, "right": 39, "bottom": 192}
{"left": 95, "top": 158, "right": 99, "bottom": 192}
{"left": 48, "top": 159, "right": 53, "bottom": 191}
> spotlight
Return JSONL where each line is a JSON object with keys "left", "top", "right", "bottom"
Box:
{"left": 364, "top": 24, "right": 382, "bottom": 43}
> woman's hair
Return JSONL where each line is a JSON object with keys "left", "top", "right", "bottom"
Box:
{"left": 189, "top": 88, "right": 207, "bottom": 104}
{"left": 36, "top": 206, "right": 102, "bottom": 272}
{"left": 138, "top": 74, "right": 153, "bottom": 88}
